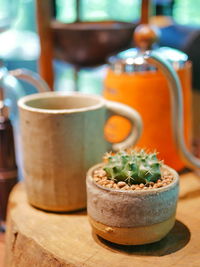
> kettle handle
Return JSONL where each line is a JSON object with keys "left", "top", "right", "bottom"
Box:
{"left": 105, "top": 100, "right": 143, "bottom": 151}
{"left": 144, "top": 51, "right": 200, "bottom": 170}
{"left": 8, "top": 69, "right": 50, "bottom": 92}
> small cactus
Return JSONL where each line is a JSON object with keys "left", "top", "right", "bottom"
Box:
{"left": 103, "top": 149, "right": 162, "bottom": 185}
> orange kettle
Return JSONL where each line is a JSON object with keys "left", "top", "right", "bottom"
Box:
{"left": 104, "top": 25, "right": 192, "bottom": 171}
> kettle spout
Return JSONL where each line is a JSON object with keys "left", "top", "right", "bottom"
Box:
{"left": 9, "top": 69, "right": 51, "bottom": 92}
{"left": 144, "top": 51, "right": 200, "bottom": 170}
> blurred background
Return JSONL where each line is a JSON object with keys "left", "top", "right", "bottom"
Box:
{"left": 1, "top": 0, "right": 200, "bottom": 96}
{"left": 1, "top": 1, "right": 200, "bottom": 263}
{"left": 1, "top": 0, "right": 200, "bottom": 177}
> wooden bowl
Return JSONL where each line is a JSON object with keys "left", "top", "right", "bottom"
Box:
{"left": 51, "top": 20, "right": 136, "bottom": 67}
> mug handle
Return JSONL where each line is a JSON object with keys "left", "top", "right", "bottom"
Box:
{"left": 105, "top": 100, "right": 142, "bottom": 151}
{"left": 8, "top": 68, "right": 50, "bottom": 92}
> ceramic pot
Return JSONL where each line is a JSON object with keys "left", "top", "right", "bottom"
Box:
{"left": 18, "top": 92, "right": 142, "bottom": 212}
{"left": 86, "top": 163, "right": 179, "bottom": 245}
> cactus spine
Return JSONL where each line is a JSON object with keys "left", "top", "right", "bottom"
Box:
{"left": 103, "top": 149, "right": 162, "bottom": 185}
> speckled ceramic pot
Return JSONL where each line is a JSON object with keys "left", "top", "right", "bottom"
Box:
{"left": 86, "top": 163, "right": 179, "bottom": 245}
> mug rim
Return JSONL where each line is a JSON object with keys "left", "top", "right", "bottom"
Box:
{"left": 18, "top": 91, "right": 105, "bottom": 114}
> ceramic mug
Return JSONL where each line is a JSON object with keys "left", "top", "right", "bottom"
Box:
{"left": 18, "top": 92, "right": 142, "bottom": 211}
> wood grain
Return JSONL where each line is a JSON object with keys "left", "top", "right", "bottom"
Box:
{"left": 0, "top": 232, "right": 5, "bottom": 267}
{"left": 4, "top": 171, "right": 200, "bottom": 267}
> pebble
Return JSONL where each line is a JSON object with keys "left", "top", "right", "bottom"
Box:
{"left": 135, "top": 187, "right": 141, "bottom": 190}
{"left": 94, "top": 169, "right": 174, "bottom": 191}
{"left": 157, "top": 182, "right": 163, "bottom": 188}
{"left": 139, "top": 183, "right": 145, "bottom": 188}
{"left": 117, "top": 181, "right": 127, "bottom": 188}
{"left": 122, "top": 185, "right": 130, "bottom": 190}
{"left": 106, "top": 184, "right": 113, "bottom": 188}
{"left": 113, "top": 184, "right": 119, "bottom": 189}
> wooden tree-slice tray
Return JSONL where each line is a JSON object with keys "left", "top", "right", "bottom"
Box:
{"left": 5, "top": 172, "right": 200, "bottom": 267}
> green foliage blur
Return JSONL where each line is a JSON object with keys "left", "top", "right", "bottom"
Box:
{"left": 56, "top": 0, "right": 200, "bottom": 26}
{"left": 56, "top": 0, "right": 140, "bottom": 23}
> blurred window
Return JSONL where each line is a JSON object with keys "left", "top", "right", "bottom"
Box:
{"left": 173, "top": 0, "right": 200, "bottom": 26}
{"left": 56, "top": 0, "right": 141, "bottom": 23}
{"left": 56, "top": 0, "right": 200, "bottom": 26}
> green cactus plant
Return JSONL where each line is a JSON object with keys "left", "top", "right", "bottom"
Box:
{"left": 103, "top": 149, "right": 162, "bottom": 185}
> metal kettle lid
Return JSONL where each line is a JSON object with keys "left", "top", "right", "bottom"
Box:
{"left": 108, "top": 24, "right": 188, "bottom": 74}
{"left": 108, "top": 47, "right": 188, "bottom": 73}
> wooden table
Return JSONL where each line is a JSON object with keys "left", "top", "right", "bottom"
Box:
{"left": 0, "top": 232, "right": 5, "bottom": 267}
{"left": 3, "top": 171, "right": 200, "bottom": 267}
